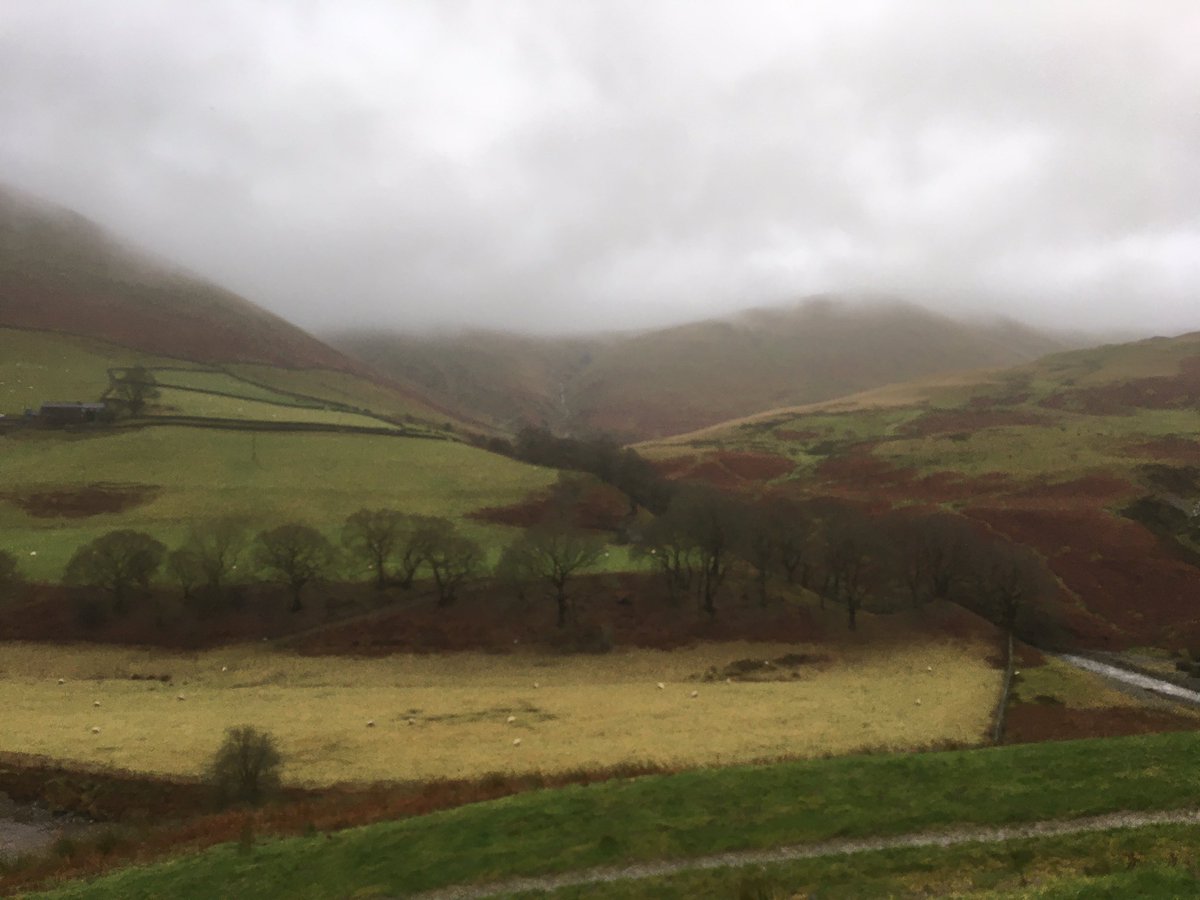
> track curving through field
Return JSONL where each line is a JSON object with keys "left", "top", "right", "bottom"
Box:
{"left": 411, "top": 807, "right": 1200, "bottom": 899}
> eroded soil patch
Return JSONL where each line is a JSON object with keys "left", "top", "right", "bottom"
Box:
{"left": 3, "top": 483, "right": 158, "bottom": 518}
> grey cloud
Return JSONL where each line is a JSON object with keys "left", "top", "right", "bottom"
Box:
{"left": 1, "top": 0, "right": 1197, "bottom": 336}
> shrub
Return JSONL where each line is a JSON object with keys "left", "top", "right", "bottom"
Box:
{"left": 209, "top": 726, "right": 283, "bottom": 807}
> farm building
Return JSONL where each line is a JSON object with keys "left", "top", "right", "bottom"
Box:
{"left": 37, "top": 402, "right": 112, "bottom": 424}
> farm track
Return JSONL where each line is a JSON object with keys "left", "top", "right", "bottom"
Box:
{"left": 411, "top": 808, "right": 1200, "bottom": 899}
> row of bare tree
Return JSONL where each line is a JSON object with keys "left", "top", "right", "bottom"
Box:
{"left": 632, "top": 486, "right": 1057, "bottom": 637}
{"left": 2, "top": 482, "right": 1056, "bottom": 640}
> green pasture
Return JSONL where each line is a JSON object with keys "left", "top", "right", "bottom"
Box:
{"left": 150, "top": 387, "right": 400, "bottom": 431}
{"left": 229, "top": 364, "right": 451, "bottom": 426}
{"left": 0, "top": 328, "right": 188, "bottom": 415}
{"left": 0, "top": 426, "right": 559, "bottom": 581}
{"left": 149, "top": 369, "right": 308, "bottom": 406}
{"left": 25, "top": 731, "right": 1200, "bottom": 899}
{"left": 517, "top": 824, "right": 1200, "bottom": 898}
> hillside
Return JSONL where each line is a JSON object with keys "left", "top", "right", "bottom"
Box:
{"left": 0, "top": 185, "right": 469, "bottom": 427}
{"left": 330, "top": 299, "right": 1071, "bottom": 441}
{"left": 0, "top": 185, "right": 350, "bottom": 370}
{"left": 643, "top": 330, "right": 1200, "bottom": 648}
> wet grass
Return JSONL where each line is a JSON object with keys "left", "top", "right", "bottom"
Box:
{"left": 24, "top": 731, "right": 1200, "bottom": 898}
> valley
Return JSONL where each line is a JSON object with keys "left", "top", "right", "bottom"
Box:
{"left": 2, "top": 187, "right": 1200, "bottom": 898}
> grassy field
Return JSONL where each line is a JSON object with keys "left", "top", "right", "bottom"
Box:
{"left": 23, "top": 731, "right": 1200, "bottom": 899}
{"left": 0, "top": 634, "right": 1000, "bottom": 784}
{"left": 0, "top": 426, "right": 558, "bottom": 581}
{"left": 512, "top": 824, "right": 1200, "bottom": 898}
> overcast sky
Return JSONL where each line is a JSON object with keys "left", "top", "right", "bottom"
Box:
{"left": 2, "top": 1, "right": 1198, "bottom": 336}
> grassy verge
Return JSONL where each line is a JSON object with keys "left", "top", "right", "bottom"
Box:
{"left": 24, "top": 731, "right": 1200, "bottom": 899}
{"left": 516, "top": 824, "right": 1200, "bottom": 898}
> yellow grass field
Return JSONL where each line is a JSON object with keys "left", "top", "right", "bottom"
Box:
{"left": 0, "top": 639, "right": 1001, "bottom": 786}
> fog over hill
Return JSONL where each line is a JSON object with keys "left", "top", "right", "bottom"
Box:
{"left": 1, "top": 2, "right": 1197, "bottom": 337}
{"left": 332, "top": 298, "right": 1076, "bottom": 441}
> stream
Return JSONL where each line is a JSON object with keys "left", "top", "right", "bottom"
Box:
{"left": 1057, "top": 654, "right": 1200, "bottom": 705}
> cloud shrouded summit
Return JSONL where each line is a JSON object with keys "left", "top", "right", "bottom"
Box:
{"left": 1, "top": 1, "right": 1197, "bottom": 335}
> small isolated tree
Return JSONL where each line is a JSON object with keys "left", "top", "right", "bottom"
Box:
{"left": 499, "top": 522, "right": 605, "bottom": 627}
{"left": 109, "top": 365, "right": 160, "bottom": 417}
{"left": 209, "top": 725, "right": 282, "bottom": 807}
{"left": 254, "top": 524, "right": 336, "bottom": 612}
{"left": 342, "top": 508, "right": 407, "bottom": 589}
{"left": 419, "top": 518, "right": 483, "bottom": 607}
{"left": 64, "top": 530, "right": 166, "bottom": 615}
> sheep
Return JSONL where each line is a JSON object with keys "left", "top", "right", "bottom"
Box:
{"left": 366, "top": 719, "right": 376, "bottom": 728}
{"left": 690, "top": 690, "right": 699, "bottom": 699}
{"left": 656, "top": 682, "right": 665, "bottom": 690}
{"left": 512, "top": 737, "right": 522, "bottom": 747}
{"left": 533, "top": 682, "right": 540, "bottom": 689}
{"left": 406, "top": 718, "right": 416, "bottom": 726}
{"left": 915, "top": 698, "right": 922, "bottom": 706}
{"left": 176, "top": 694, "right": 186, "bottom": 701}
{"left": 221, "top": 666, "right": 228, "bottom": 673}
{"left": 506, "top": 715, "right": 517, "bottom": 724}
{"left": 93, "top": 700, "right": 101, "bottom": 708}
{"left": 90, "top": 726, "right": 100, "bottom": 734}
{"left": 57, "top": 678, "right": 65, "bottom": 685}
{"left": 926, "top": 666, "right": 933, "bottom": 673}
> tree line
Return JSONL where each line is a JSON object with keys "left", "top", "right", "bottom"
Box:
{"left": 0, "top": 478, "right": 1058, "bottom": 643}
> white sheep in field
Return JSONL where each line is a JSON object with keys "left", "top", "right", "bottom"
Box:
{"left": 57, "top": 678, "right": 65, "bottom": 685}
{"left": 90, "top": 726, "right": 100, "bottom": 734}
{"left": 512, "top": 738, "right": 522, "bottom": 747}
{"left": 656, "top": 682, "right": 665, "bottom": 690}
{"left": 506, "top": 715, "right": 517, "bottom": 724}
{"left": 690, "top": 690, "right": 699, "bottom": 699}
{"left": 366, "top": 720, "right": 376, "bottom": 728}
{"left": 176, "top": 694, "right": 186, "bottom": 701}
{"left": 915, "top": 698, "right": 922, "bottom": 706}
{"left": 93, "top": 700, "right": 101, "bottom": 708}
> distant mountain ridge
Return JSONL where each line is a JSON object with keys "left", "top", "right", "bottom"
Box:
{"left": 0, "top": 184, "right": 355, "bottom": 372}
{"left": 331, "top": 299, "right": 1074, "bottom": 441}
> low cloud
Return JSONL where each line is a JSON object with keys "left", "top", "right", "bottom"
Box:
{"left": 2, "top": 1, "right": 1197, "bottom": 335}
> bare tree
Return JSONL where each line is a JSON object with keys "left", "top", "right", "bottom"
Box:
{"left": 182, "top": 517, "right": 248, "bottom": 602}
{"left": 633, "top": 511, "right": 696, "bottom": 604}
{"left": 886, "top": 511, "right": 969, "bottom": 607}
{"left": 966, "top": 537, "right": 1055, "bottom": 639}
{"left": 0, "top": 550, "right": 21, "bottom": 602}
{"left": 209, "top": 725, "right": 283, "bottom": 807}
{"left": 670, "top": 486, "right": 741, "bottom": 615}
{"left": 419, "top": 518, "right": 484, "bottom": 607}
{"left": 342, "top": 508, "right": 407, "bottom": 588}
{"left": 770, "top": 497, "right": 818, "bottom": 589}
{"left": 253, "top": 524, "right": 336, "bottom": 612}
{"left": 499, "top": 522, "right": 605, "bottom": 626}
{"left": 64, "top": 530, "right": 166, "bottom": 614}
{"left": 816, "top": 503, "right": 890, "bottom": 631}
{"left": 167, "top": 547, "right": 202, "bottom": 602}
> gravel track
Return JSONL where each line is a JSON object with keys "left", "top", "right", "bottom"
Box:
{"left": 413, "top": 807, "right": 1200, "bottom": 899}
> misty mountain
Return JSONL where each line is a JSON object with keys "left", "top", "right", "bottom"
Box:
{"left": 0, "top": 184, "right": 358, "bottom": 372}
{"left": 331, "top": 299, "right": 1073, "bottom": 442}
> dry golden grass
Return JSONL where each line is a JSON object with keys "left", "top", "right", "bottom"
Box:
{"left": 0, "top": 638, "right": 1001, "bottom": 786}
{"left": 640, "top": 369, "right": 1006, "bottom": 449}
